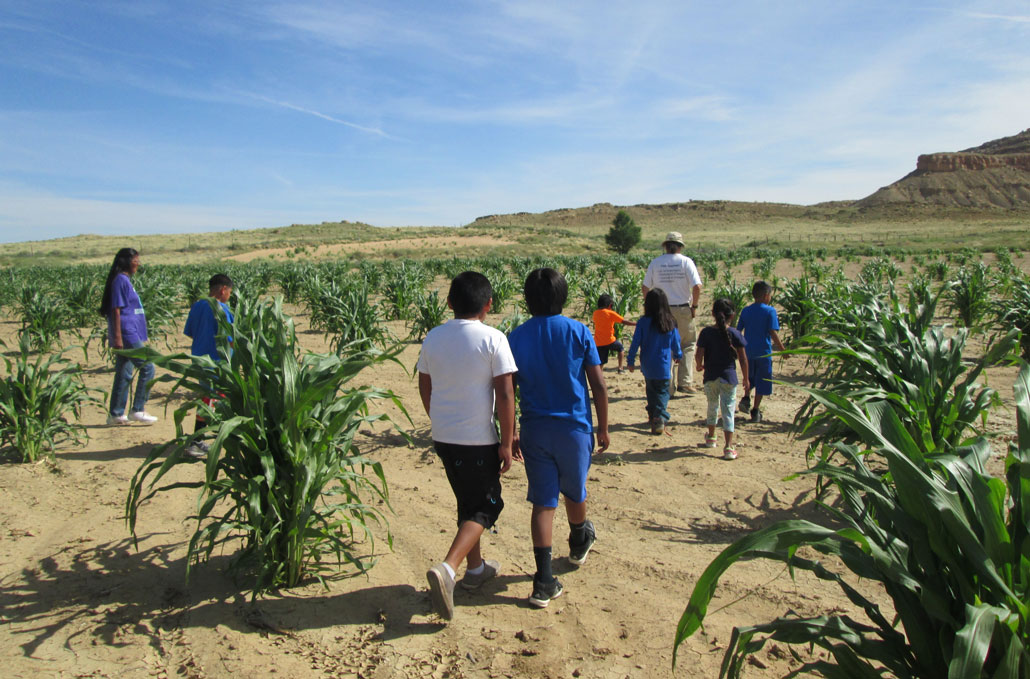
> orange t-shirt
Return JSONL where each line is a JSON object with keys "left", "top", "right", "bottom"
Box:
{"left": 592, "top": 308, "right": 625, "bottom": 346}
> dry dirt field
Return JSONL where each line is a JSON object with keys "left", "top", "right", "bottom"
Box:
{"left": 0, "top": 279, "right": 1023, "bottom": 678}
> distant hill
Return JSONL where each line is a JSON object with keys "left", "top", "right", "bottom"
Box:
{"left": 858, "top": 129, "right": 1030, "bottom": 209}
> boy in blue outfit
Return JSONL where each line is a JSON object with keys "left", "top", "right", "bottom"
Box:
{"left": 508, "top": 268, "right": 610, "bottom": 608}
{"left": 183, "top": 273, "right": 234, "bottom": 456}
{"left": 417, "top": 272, "right": 517, "bottom": 620}
{"left": 736, "top": 280, "right": 785, "bottom": 424}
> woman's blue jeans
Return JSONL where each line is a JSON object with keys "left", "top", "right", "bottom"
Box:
{"left": 645, "top": 378, "right": 672, "bottom": 422}
{"left": 109, "top": 341, "right": 155, "bottom": 416}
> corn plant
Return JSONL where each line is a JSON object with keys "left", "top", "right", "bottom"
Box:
{"left": 0, "top": 334, "right": 103, "bottom": 463}
{"left": 58, "top": 269, "right": 101, "bottom": 329}
{"left": 17, "top": 286, "right": 75, "bottom": 352}
{"left": 713, "top": 279, "right": 750, "bottom": 320}
{"left": 791, "top": 290, "right": 1018, "bottom": 461}
{"left": 996, "top": 276, "right": 1030, "bottom": 360}
{"left": 674, "top": 363, "right": 1030, "bottom": 678}
{"left": 948, "top": 262, "right": 996, "bottom": 329}
{"left": 408, "top": 289, "right": 447, "bottom": 342}
{"left": 126, "top": 296, "right": 406, "bottom": 594}
{"left": 777, "top": 277, "right": 822, "bottom": 347}
{"left": 305, "top": 277, "right": 392, "bottom": 353}
{"left": 489, "top": 273, "right": 518, "bottom": 315}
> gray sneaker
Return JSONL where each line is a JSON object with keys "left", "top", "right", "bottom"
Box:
{"left": 426, "top": 563, "right": 456, "bottom": 619}
{"left": 528, "top": 577, "right": 563, "bottom": 608}
{"left": 750, "top": 408, "right": 763, "bottom": 424}
{"left": 739, "top": 395, "right": 751, "bottom": 413}
{"left": 459, "top": 559, "right": 499, "bottom": 591}
{"left": 568, "top": 520, "right": 596, "bottom": 566}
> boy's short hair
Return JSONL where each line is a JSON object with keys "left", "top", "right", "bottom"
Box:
{"left": 597, "top": 293, "right": 614, "bottom": 309}
{"left": 752, "top": 280, "right": 772, "bottom": 299}
{"left": 448, "top": 271, "right": 493, "bottom": 317}
{"left": 524, "top": 268, "right": 567, "bottom": 316}
{"left": 209, "top": 273, "right": 233, "bottom": 290}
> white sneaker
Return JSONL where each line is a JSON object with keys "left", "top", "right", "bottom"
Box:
{"left": 130, "top": 411, "right": 158, "bottom": 424}
{"left": 185, "top": 441, "right": 210, "bottom": 459}
{"left": 107, "top": 414, "right": 129, "bottom": 426}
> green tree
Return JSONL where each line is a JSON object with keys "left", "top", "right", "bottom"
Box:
{"left": 604, "top": 210, "right": 640, "bottom": 254}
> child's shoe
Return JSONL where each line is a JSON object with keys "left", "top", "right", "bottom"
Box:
{"left": 739, "top": 395, "right": 751, "bottom": 413}
{"left": 750, "top": 408, "right": 762, "bottom": 424}
{"left": 700, "top": 435, "right": 717, "bottom": 448}
{"left": 528, "top": 576, "right": 564, "bottom": 608}
{"left": 459, "top": 559, "right": 499, "bottom": 591}
{"left": 650, "top": 417, "right": 665, "bottom": 435}
{"left": 722, "top": 446, "right": 738, "bottom": 461}
{"left": 107, "top": 414, "right": 129, "bottom": 426}
{"left": 568, "top": 520, "right": 596, "bottom": 566}
{"left": 130, "top": 411, "right": 158, "bottom": 424}
{"left": 427, "top": 563, "right": 456, "bottom": 619}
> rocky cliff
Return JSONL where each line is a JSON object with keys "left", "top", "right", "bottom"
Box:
{"left": 858, "top": 128, "right": 1030, "bottom": 209}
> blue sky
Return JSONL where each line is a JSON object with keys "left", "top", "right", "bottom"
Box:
{"left": 1, "top": 1, "right": 1028, "bottom": 242}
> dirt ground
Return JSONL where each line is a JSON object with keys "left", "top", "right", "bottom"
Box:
{"left": 0, "top": 276, "right": 1023, "bottom": 679}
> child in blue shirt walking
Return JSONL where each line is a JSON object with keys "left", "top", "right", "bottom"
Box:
{"left": 627, "top": 288, "right": 682, "bottom": 436}
{"left": 183, "top": 273, "right": 234, "bottom": 457}
{"left": 736, "top": 281, "right": 785, "bottom": 423}
{"left": 508, "top": 268, "right": 610, "bottom": 609}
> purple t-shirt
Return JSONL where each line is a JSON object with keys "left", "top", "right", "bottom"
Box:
{"left": 697, "top": 325, "right": 746, "bottom": 385}
{"left": 107, "top": 273, "right": 148, "bottom": 345}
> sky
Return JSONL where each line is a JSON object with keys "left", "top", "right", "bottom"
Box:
{"left": 1, "top": 1, "right": 1028, "bottom": 243}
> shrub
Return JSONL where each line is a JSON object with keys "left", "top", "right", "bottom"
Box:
{"left": 605, "top": 210, "right": 641, "bottom": 254}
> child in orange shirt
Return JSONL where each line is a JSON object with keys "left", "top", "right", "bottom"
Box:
{"left": 592, "top": 294, "right": 636, "bottom": 373}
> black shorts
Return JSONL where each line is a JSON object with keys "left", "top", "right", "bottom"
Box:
{"left": 434, "top": 441, "right": 504, "bottom": 529}
{"left": 597, "top": 340, "right": 624, "bottom": 365}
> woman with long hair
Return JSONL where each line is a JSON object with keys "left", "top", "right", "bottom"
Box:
{"left": 99, "top": 248, "right": 157, "bottom": 425}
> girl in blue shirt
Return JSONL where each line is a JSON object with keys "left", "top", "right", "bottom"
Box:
{"left": 627, "top": 288, "right": 682, "bottom": 435}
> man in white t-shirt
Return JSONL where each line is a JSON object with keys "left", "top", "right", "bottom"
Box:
{"left": 642, "top": 231, "right": 703, "bottom": 393}
{"left": 417, "top": 271, "right": 518, "bottom": 620}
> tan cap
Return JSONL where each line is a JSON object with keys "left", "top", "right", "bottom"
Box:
{"left": 663, "top": 231, "right": 684, "bottom": 246}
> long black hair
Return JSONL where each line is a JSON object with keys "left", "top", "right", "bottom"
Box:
{"left": 643, "top": 288, "right": 676, "bottom": 334}
{"left": 99, "top": 248, "right": 138, "bottom": 316}
{"left": 712, "top": 298, "right": 736, "bottom": 350}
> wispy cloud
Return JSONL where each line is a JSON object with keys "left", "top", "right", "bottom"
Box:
{"left": 963, "top": 12, "right": 1030, "bottom": 24}
{"left": 247, "top": 94, "right": 395, "bottom": 139}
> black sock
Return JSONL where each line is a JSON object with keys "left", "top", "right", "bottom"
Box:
{"left": 569, "top": 521, "right": 587, "bottom": 545}
{"left": 533, "top": 546, "right": 553, "bottom": 583}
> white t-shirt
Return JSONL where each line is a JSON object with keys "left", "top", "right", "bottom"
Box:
{"left": 416, "top": 318, "right": 518, "bottom": 446}
{"left": 643, "top": 253, "right": 703, "bottom": 306}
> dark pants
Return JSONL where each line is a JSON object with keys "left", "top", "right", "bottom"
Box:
{"left": 645, "top": 378, "right": 672, "bottom": 422}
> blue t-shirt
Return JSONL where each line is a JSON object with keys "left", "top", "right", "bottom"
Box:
{"left": 697, "top": 325, "right": 746, "bottom": 385}
{"left": 184, "top": 298, "right": 234, "bottom": 361}
{"left": 107, "top": 273, "right": 148, "bottom": 345}
{"left": 508, "top": 315, "right": 600, "bottom": 431}
{"left": 626, "top": 317, "right": 682, "bottom": 380}
{"left": 737, "top": 303, "right": 779, "bottom": 358}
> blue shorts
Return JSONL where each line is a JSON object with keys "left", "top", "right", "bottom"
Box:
{"left": 748, "top": 356, "right": 773, "bottom": 396}
{"left": 519, "top": 418, "right": 593, "bottom": 507}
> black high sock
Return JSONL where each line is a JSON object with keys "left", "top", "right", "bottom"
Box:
{"left": 533, "top": 546, "right": 553, "bottom": 583}
{"left": 569, "top": 520, "right": 587, "bottom": 545}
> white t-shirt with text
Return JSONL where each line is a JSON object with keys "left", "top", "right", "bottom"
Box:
{"left": 643, "top": 253, "right": 703, "bottom": 306}
{"left": 416, "top": 318, "right": 518, "bottom": 446}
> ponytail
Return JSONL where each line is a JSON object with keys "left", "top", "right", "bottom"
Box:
{"left": 712, "top": 298, "right": 735, "bottom": 351}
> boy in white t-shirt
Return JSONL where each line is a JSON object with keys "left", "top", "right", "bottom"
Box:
{"left": 417, "top": 271, "right": 518, "bottom": 620}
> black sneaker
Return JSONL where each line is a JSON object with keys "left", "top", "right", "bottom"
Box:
{"left": 528, "top": 577, "right": 564, "bottom": 608}
{"left": 750, "top": 408, "right": 763, "bottom": 424}
{"left": 568, "top": 520, "right": 596, "bottom": 566}
{"left": 739, "top": 395, "right": 751, "bottom": 413}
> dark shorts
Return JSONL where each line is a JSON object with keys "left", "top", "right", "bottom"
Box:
{"left": 597, "top": 340, "right": 624, "bottom": 365}
{"left": 433, "top": 441, "right": 504, "bottom": 529}
{"left": 748, "top": 356, "right": 774, "bottom": 396}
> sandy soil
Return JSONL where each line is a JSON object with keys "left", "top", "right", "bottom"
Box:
{"left": 0, "top": 287, "right": 1022, "bottom": 679}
